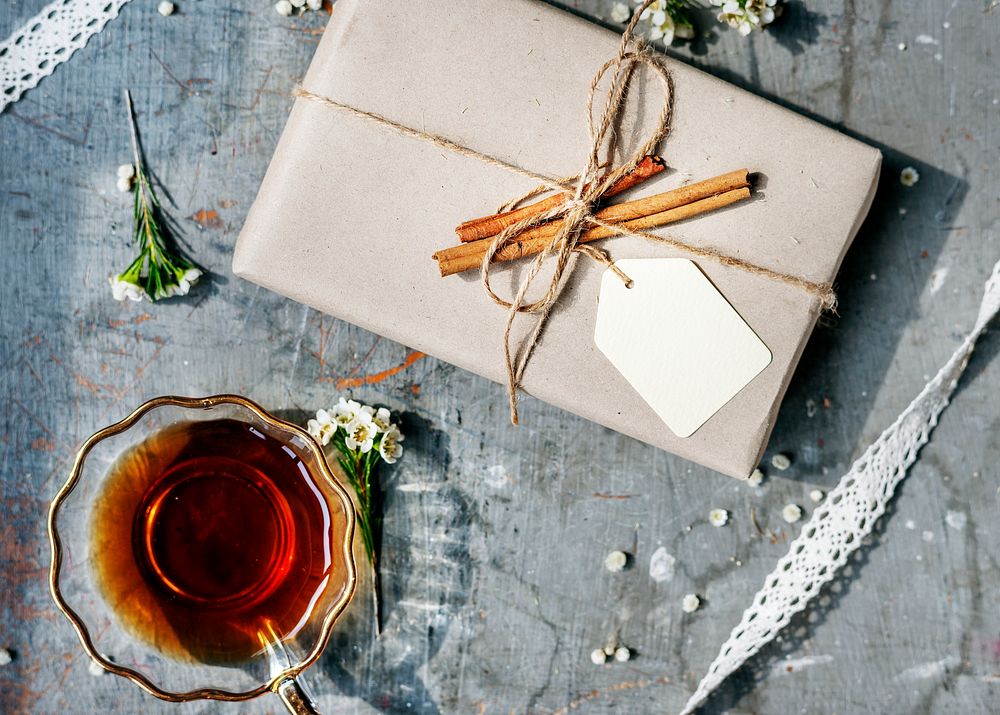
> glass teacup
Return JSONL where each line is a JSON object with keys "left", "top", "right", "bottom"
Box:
{"left": 48, "top": 395, "right": 357, "bottom": 714}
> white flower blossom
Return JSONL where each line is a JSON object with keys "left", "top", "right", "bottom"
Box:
{"left": 306, "top": 0, "right": 323, "bottom": 8}
{"left": 116, "top": 164, "right": 135, "bottom": 180}
{"left": 116, "top": 176, "right": 133, "bottom": 193}
{"left": 378, "top": 424, "right": 405, "bottom": 463}
{"left": 712, "top": 0, "right": 780, "bottom": 35}
{"left": 610, "top": 2, "right": 631, "bottom": 23}
{"left": 307, "top": 408, "right": 336, "bottom": 445}
{"left": 110, "top": 275, "right": 144, "bottom": 302}
{"left": 900, "top": 166, "right": 920, "bottom": 187}
{"left": 332, "top": 398, "right": 363, "bottom": 429}
{"left": 157, "top": 1, "right": 175, "bottom": 16}
{"left": 345, "top": 411, "right": 378, "bottom": 453}
{"left": 709, "top": 508, "right": 729, "bottom": 527}
{"left": 747, "top": 468, "right": 765, "bottom": 486}
{"left": 372, "top": 407, "right": 392, "bottom": 432}
{"left": 634, "top": 0, "right": 693, "bottom": 44}
{"left": 274, "top": 0, "right": 293, "bottom": 17}
{"left": 174, "top": 267, "right": 202, "bottom": 296}
{"left": 590, "top": 649, "right": 607, "bottom": 665}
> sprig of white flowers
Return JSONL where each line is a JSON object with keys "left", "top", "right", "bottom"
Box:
{"left": 307, "top": 397, "right": 405, "bottom": 634}
{"left": 610, "top": 0, "right": 781, "bottom": 43}
{"left": 110, "top": 90, "right": 202, "bottom": 303}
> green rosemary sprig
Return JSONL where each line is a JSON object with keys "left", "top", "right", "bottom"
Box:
{"left": 109, "top": 90, "right": 202, "bottom": 303}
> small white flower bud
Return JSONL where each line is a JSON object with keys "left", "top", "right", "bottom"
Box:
{"left": 604, "top": 550, "right": 628, "bottom": 572}
{"left": 157, "top": 2, "right": 175, "bottom": 16}
{"left": 782, "top": 504, "right": 803, "bottom": 524}
{"left": 709, "top": 508, "right": 729, "bottom": 527}
{"left": 614, "top": 646, "right": 631, "bottom": 662}
{"left": 590, "top": 649, "right": 607, "bottom": 665}
{"left": 116, "top": 176, "right": 133, "bottom": 193}
{"left": 771, "top": 453, "right": 792, "bottom": 471}
{"left": 116, "top": 163, "right": 135, "bottom": 179}
{"left": 274, "top": 0, "right": 294, "bottom": 17}
{"left": 682, "top": 594, "right": 701, "bottom": 613}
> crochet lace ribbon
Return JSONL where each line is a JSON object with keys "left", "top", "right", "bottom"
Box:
{"left": 0, "top": 0, "right": 134, "bottom": 113}
{"left": 682, "top": 256, "right": 1000, "bottom": 714}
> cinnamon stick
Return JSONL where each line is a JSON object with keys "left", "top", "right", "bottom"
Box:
{"left": 455, "top": 155, "right": 668, "bottom": 243}
{"left": 434, "top": 171, "right": 750, "bottom": 277}
{"left": 436, "top": 186, "right": 751, "bottom": 277}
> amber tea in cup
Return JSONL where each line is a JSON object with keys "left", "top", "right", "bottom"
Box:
{"left": 92, "top": 418, "right": 336, "bottom": 663}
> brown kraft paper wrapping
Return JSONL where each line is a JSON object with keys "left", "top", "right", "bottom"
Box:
{"left": 233, "top": 0, "right": 882, "bottom": 479}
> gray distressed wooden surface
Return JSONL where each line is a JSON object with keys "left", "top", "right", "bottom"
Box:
{"left": 1, "top": 1, "right": 999, "bottom": 713}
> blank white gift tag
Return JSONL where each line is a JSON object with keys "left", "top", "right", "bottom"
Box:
{"left": 594, "top": 258, "right": 772, "bottom": 438}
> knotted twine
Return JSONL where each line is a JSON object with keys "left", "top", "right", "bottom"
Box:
{"left": 295, "top": 0, "right": 836, "bottom": 424}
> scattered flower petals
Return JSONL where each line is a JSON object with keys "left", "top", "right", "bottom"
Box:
{"left": 809, "top": 489, "right": 824, "bottom": 503}
{"left": 945, "top": 510, "right": 967, "bottom": 531}
{"left": 590, "top": 648, "right": 607, "bottom": 665}
{"left": 709, "top": 508, "right": 729, "bottom": 527}
{"left": 649, "top": 546, "right": 676, "bottom": 583}
{"left": 274, "top": 0, "right": 293, "bottom": 16}
{"left": 614, "top": 646, "right": 631, "bottom": 663}
{"left": 605, "top": 550, "right": 628, "bottom": 572}
{"left": 0, "top": 649, "right": 11, "bottom": 666}
{"left": 747, "top": 468, "right": 765, "bottom": 486}
{"left": 771, "top": 453, "right": 792, "bottom": 471}
{"left": 682, "top": 593, "right": 701, "bottom": 613}
{"left": 157, "top": 1, "right": 175, "bottom": 16}
{"left": 900, "top": 166, "right": 920, "bottom": 187}
{"left": 781, "top": 503, "right": 803, "bottom": 523}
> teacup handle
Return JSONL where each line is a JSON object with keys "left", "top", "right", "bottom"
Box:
{"left": 275, "top": 677, "right": 321, "bottom": 714}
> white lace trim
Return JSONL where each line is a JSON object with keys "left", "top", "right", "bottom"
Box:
{"left": 682, "top": 256, "right": 1000, "bottom": 714}
{"left": 0, "top": 0, "right": 134, "bottom": 113}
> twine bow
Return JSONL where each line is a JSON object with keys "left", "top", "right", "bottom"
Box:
{"left": 294, "top": 0, "right": 836, "bottom": 425}
{"left": 477, "top": 1, "right": 673, "bottom": 424}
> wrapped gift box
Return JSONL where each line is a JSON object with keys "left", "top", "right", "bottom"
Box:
{"left": 233, "top": 0, "right": 880, "bottom": 479}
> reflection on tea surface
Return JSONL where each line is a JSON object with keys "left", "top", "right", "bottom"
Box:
{"left": 91, "top": 419, "right": 336, "bottom": 664}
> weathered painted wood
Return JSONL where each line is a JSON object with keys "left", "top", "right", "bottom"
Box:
{"left": 1, "top": 1, "right": 998, "bottom": 713}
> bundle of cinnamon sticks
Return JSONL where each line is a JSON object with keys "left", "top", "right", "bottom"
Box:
{"left": 433, "top": 157, "right": 752, "bottom": 277}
